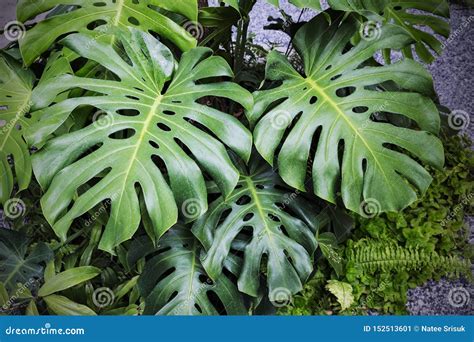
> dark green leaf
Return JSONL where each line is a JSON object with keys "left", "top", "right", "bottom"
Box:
{"left": 193, "top": 155, "right": 319, "bottom": 297}
{"left": 139, "top": 224, "right": 246, "bottom": 315}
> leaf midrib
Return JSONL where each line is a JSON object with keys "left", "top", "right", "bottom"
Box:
{"left": 112, "top": 94, "right": 163, "bottom": 230}
{"left": 305, "top": 77, "right": 390, "bottom": 186}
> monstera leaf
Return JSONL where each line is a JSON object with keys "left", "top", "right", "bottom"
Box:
{"left": 138, "top": 224, "right": 246, "bottom": 315}
{"left": 26, "top": 28, "right": 253, "bottom": 253}
{"left": 0, "top": 229, "right": 53, "bottom": 292}
{"left": 192, "top": 155, "right": 319, "bottom": 298}
{"left": 224, "top": 0, "right": 323, "bottom": 12}
{"left": 249, "top": 13, "right": 444, "bottom": 216}
{"left": 271, "top": 0, "right": 323, "bottom": 10}
{"left": 328, "top": 0, "right": 450, "bottom": 63}
{"left": 0, "top": 54, "right": 34, "bottom": 204}
{"left": 17, "top": 0, "right": 199, "bottom": 66}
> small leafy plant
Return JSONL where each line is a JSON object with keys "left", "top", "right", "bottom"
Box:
{"left": 0, "top": 0, "right": 469, "bottom": 315}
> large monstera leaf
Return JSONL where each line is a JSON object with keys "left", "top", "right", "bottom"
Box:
{"left": 192, "top": 155, "right": 319, "bottom": 298}
{"left": 249, "top": 13, "right": 444, "bottom": 216}
{"left": 17, "top": 0, "right": 199, "bottom": 66}
{"left": 0, "top": 54, "right": 34, "bottom": 204}
{"left": 138, "top": 224, "right": 246, "bottom": 315}
{"left": 328, "top": 0, "right": 450, "bottom": 63}
{"left": 224, "top": 0, "right": 323, "bottom": 12}
{"left": 0, "top": 229, "right": 53, "bottom": 292}
{"left": 26, "top": 28, "right": 253, "bottom": 253}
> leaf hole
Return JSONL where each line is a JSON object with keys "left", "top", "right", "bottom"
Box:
{"left": 206, "top": 291, "right": 227, "bottom": 315}
{"left": 117, "top": 109, "right": 140, "bottom": 116}
{"left": 330, "top": 74, "right": 342, "bottom": 81}
{"left": 108, "top": 128, "right": 136, "bottom": 139}
{"left": 362, "top": 158, "right": 367, "bottom": 173}
{"left": 236, "top": 195, "right": 251, "bottom": 205}
{"left": 243, "top": 213, "right": 254, "bottom": 222}
{"left": 149, "top": 140, "right": 159, "bottom": 149}
{"left": 128, "top": 17, "right": 140, "bottom": 26}
{"left": 157, "top": 123, "right": 171, "bottom": 132}
{"left": 87, "top": 19, "right": 107, "bottom": 30}
{"left": 352, "top": 106, "right": 369, "bottom": 113}
{"left": 335, "top": 86, "right": 356, "bottom": 98}
{"left": 309, "top": 96, "right": 318, "bottom": 104}
{"left": 151, "top": 155, "right": 169, "bottom": 183}
{"left": 162, "top": 110, "right": 176, "bottom": 116}
{"left": 280, "top": 225, "right": 290, "bottom": 238}
{"left": 268, "top": 213, "right": 280, "bottom": 222}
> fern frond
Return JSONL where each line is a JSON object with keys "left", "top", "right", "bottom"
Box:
{"left": 348, "top": 241, "right": 470, "bottom": 276}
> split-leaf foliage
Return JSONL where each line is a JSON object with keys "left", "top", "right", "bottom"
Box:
{"left": 0, "top": 0, "right": 467, "bottom": 316}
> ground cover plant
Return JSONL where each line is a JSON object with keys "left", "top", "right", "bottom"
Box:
{"left": 0, "top": 0, "right": 471, "bottom": 315}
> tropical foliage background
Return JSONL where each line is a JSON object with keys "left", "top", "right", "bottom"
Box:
{"left": 0, "top": 0, "right": 472, "bottom": 315}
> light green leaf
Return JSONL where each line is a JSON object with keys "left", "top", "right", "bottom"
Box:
{"left": 289, "top": 0, "right": 322, "bottom": 10}
{"left": 26, "top": 300, "right": 39, "bottom": 315}
{"left": 43, "top": 260, "right": 56, "bottom": 283}
{"left": 328, "top": 0, "right": 450, "bottom": 63}
{"left": 249, "top": 12, "right": 444, "bottom": 215}
{"left": 17, "top": 0, "right": 199, "bottom": 66}
{"left": 38, "top": 266, "right": 100, "bottom": 297}
{"left": 326, "top": 280, "right": 354, "bottom": 311}
{"left": 139, "top": 224, "right": 246, "bottom": 315}
{"left": 26, "top": 28, "right": 253, "bottom": 253}
{"left": 115, "top": 276, "right": 139, "bottom": 302}
{"left": 43, "top": 294, "right": 97, "bottom": 315}
{"left": 193, "top": 155, "right": 319, "bottom": 298}
{"left": 0, "top": 54, "right": 34, "bottom": 204}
